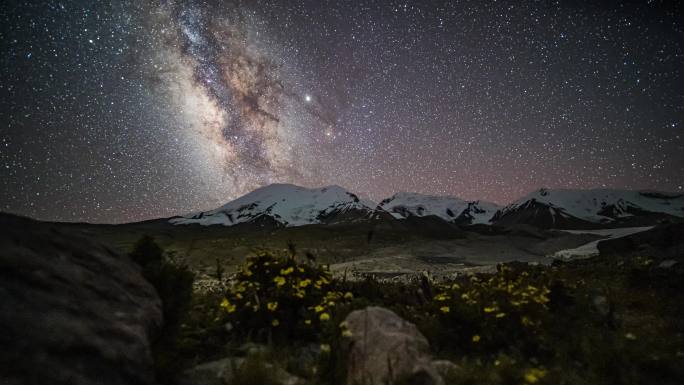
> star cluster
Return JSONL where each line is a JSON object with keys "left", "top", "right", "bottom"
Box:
{"left": 1, "top": 0, "right": 682, "bottom": 223}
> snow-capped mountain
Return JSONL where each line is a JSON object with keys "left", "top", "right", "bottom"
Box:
{"left": 491, "top": 188, "right": 684, "bottom": 229}
{"left": 169, "top": 184, "right": 684, "bottom": 230}
{"left": 170, "top": 184, "right": 384, "bottom": 227}
{"left": 378, "top": 192, "right": 501, "bottom": 225}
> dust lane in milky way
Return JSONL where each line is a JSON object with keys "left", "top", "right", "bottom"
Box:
{"left": 1, "top": 0, "right": 682, "bottom": 223}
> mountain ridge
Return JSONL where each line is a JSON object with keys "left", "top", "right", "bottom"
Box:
{"left": 169, "top": 183, "right": 387, "bottom": 228}
{"left": 169, "top": 184, "right": 684, "bottom": 229}
{"left": 491, "top": 188, "right": 684, "bottom": 229}
{"left": 378, "top": 192, "right": 501, "bottom": 225}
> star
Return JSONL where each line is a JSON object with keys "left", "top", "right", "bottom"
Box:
{"left": 0, "top": 0, "right": 681, "bottom": 223}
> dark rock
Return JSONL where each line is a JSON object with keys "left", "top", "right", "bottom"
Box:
{"left": 0, "top": 214, "right": 163, "bottom": 385}
{"left": 657, "top": 260, "right": 679, "bottom": 269}
{"left": 592, "top": 295, "right": 611, "bottom": 318}
{"left": 179, "top": 358, "right": 237, "bottom": 385}
{"left": 431, "top": 360, "right": 463, "bottom": 378}
{"left": 179, "top": 354, "right": 303, "bottom": 385}
{"left": 490, "top": 199, "right": 600, "bottom": 229}
{"left": 598, "top": 223, "right": 684, "bottom": 259}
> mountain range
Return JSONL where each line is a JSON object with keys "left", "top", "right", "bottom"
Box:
{"left": 169, "top": 184, "right": 684, "bottom": 230}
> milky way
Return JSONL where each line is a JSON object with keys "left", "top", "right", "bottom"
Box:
{"left": 149, "top": 1, "right": 322, "bottom": 195}
{"left": 1, "top": 0, "right": 683, "bottom": 223}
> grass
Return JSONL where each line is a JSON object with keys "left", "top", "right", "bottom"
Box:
{"left": 67, "top": 218, "right": 466, "bottom": 277}
{"left": 126, "top": 236, "right": 683, "bottom": 385}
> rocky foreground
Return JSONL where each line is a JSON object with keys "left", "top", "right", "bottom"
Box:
{"left": 0, "top": 214, "right": 162, "bottom": 385}
{"left": 1, "top": 213, "right": 683, "bottom": 385}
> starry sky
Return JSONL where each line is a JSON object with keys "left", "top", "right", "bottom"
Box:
{"left": 1, "top": 0, "right": 683, "bottom": 223}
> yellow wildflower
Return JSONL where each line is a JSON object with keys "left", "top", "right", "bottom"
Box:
{"left": 440, "top": 306, "right": 450, "bottom": 313}
{"left": 267, "top": 302, "right": 278, "bottom": 311}
{"left": 271, "top": 319, "right": 280, "bottom": 327}
{"left": 220, "top": 298, "right": 236, "bottom": 313}
{"left": 319, "top": 312, "right": 331, "bottom": 321}
{"left": 434, "top": 293, "right": 450, "bottom": 301}
{"left": 314, "top": 305, "right": 325, "bottom": 313}
{"left": 273, "top": 276, "right": 286, "bottom": 286}
{"left": 342, "top": 329, "right": 353, "bottom": 338}
{"left": 299, "top": 279, "right": 311, "bottom": 288}
{"left": 304, "top": 319, "right": 312, "bottom": 325}
{"left": 320, "top": 343, "right": 331, "bottom": 353}
{"left": 280, "top": 266, "right": 294, "bottom": 275}
{"left": 534, "top": 295, "right": 550, "bottom": 304}
{"left": 495, "top": 312, "right": 506, "bottom": 318}
{"left": 344, "top": 292, "right": 354, "bottom": 300}
{"left": 472, "top": 335, "right": 481, "bottom": 342}
{"left": 523, "top": 368, "right": 547, "bottom": 384}
{"left": 483, "top": 306, "right": 497, "bottom": 313}
{"left": 295, "top": 290, "right": 305, "bottom": 298}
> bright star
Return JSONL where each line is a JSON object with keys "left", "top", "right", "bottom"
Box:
{"left": 305, "top": 94, "right": 312, "bottom": 102}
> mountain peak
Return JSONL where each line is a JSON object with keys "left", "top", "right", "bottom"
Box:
{"left": 170, "top": 183, "right": 379, "bottom": 227}
{"left": 379, "top": 192, "right": 501, "bottom": 225}
{"left": 492, "top": 188, "right": 684, "bottom": 228}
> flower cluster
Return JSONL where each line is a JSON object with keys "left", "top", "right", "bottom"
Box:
{"left": 430, "top": 264, "right": 553, "bottom": 351}
{"left": 523, "top": 367, "right": 548, "bottom": 384}
{"left": 219, "top": 250, "right": 351, "bottom": 341}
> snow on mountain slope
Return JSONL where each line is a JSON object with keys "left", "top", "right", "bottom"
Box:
{"left": 551, "top": 226, "right": 654, "bottom": 260}
{"left": 169, "top": 184, "right": 380, "bottom": 227}
{"left": 458, "top": 200, "right": 504, "bottom": 224}
{"left": 169, "top": 185, "right": 684, "bottom": 230}
{"left": 492, "top": 188, "right": 684, "bottom": 228}
{"left": 378, "top": 192, "right": 501, "bottom": 225}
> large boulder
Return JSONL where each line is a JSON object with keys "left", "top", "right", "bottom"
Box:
{"left": 0, "top": 214, "right": 163, "bottom": 385}
{"left": 343, "top": 306, "right": 443, "bottom": 385}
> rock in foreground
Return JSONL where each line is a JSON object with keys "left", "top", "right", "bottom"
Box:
{"left": 344, "top": 306, "right": 443, "bottom": 385}
{"left": 0, "top": 214, "right": 163, "bottom": 385}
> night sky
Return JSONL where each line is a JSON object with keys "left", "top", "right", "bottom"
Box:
{"left": 1, "top": 0, "right": 682, "bottom": 223}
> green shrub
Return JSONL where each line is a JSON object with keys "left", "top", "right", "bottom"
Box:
{"left": 129, "top": 236, "right": 194, "bottom": 385}
{"left": 219, "top": 249, "right": 353, "bottom": 343}
{"left": 129, "top": 235, "right": 164, "bottom": 266}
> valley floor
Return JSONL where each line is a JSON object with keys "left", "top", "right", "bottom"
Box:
{"left": 69, "top": 219, "right": 657, "bottom": 281}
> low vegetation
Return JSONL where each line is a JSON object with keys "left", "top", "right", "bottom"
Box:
{"left": 132, "top": 237, "right": 684, "bottom": 385}
{"left": 129, "top": 236, "right": 195, "bottom": 384}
